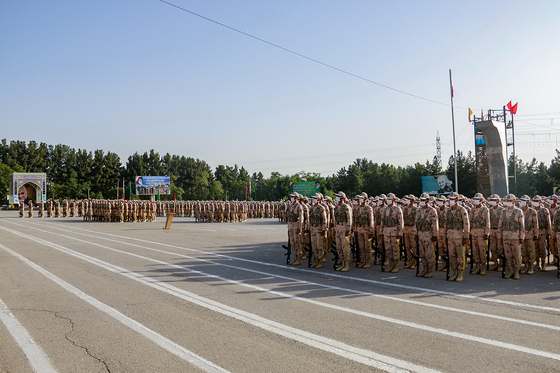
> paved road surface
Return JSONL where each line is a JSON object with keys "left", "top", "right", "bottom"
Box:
{"left": 1, "top": 211, "right": 559, "bottom": 372}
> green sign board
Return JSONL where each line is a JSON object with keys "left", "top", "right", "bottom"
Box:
{"left": 289, "top": 181, "right": 321, "bottom": 197}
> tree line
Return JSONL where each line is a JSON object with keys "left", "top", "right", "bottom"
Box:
{"left": 1, "top": 139, "right": 559, "bottom": 204}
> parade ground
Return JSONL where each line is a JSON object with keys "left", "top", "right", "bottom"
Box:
{"left": 1, "top": 211, "right": 559, "bottom": 373}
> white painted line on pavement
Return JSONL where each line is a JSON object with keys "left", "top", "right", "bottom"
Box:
{"left": 0, "top": 243, "right": 230, "bottom": 373}
{"left": 3, "top": 224, "right": 560, "bottom": 364}
{"left": 0, "top": 296, "right": 58, "bottom": 373}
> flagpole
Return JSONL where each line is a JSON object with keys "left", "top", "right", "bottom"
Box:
{"left": 449, "top": 69, "right": 458, "bottom": 194}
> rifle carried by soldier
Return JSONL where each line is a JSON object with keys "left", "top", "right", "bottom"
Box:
{"left": 555, "top": 252, "right": 560, "bottom": 278}
{"left": 372, "top": 237, "right": 378, "bottom": 265}
{"left": 445, "top": 237, "right": 451, "bottom": 281}
{"left": 330, "top": 241, "right": 339, "bottom": 270}
{"left": 350, "top": 229, "right": 360, "bottom": 266}
{"left": 305, "top": 230, "right": 313, "bottom": 267}
{"left": 498, "top": 252, "right": 506, "bottom": 278}
{"left": 467, "top": 236, "right": 475, "bottom": 274}
{"left": 413, "top": 237, "right": 420, "bottom": 276}
{"left": 282, "top": 232, "right": 292, "bottom": 264}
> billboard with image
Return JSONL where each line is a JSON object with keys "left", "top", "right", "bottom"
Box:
{"left": 135, "top": 176, "right": 171, "bottom": 195}
{"left": 422, "top": 175, "right": 453, "bottom": 195}
{"left": 8, "top": 173, "right": 47, "bottom": 204}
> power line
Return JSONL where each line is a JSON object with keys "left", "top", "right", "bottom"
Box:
{"left": 159, "top": 0, "right": 450, "bottom": 107}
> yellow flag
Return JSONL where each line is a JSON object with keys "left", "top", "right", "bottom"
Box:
{"left": 469, "top": 108, "right": 473, "bottom": 121}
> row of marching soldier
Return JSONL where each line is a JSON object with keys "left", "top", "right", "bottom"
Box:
{"left": 284, "top": 191, "right": 560, "bottom": 280}
{"left": 18, "top": 199, "right": 285, "bottom": 223}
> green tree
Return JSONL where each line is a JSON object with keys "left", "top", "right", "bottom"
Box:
{"left": 446, "top": 151, "right": 477, "bottom": 196}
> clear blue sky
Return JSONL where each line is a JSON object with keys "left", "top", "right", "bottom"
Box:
{"left": 2, "top": 1, "right": 560, "bottom": 177}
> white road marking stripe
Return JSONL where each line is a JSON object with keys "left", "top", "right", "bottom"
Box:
{"left": 0, "top": 231, "right": 439, "bottom": 373}
{"left": 3, "top": 224, "right": 560, "bottom": 363}
{"left": 40, "top": 221, "right": 560, "bottom": 314}
{"left": 0, "top": 243, "right": 230, "bottom": 373}
{"left": 0, "top": 296, "right": 58, "bottom": 373}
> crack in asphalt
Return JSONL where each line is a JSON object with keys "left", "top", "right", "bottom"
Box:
{"left": 17, "top": 309, "right": 111, "bottom": 373}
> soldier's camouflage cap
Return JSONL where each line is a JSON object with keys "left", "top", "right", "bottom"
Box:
{"left": 360, "top": 192, "right": 368, "bottom": 199}
{"left": 532, "top": 195, "right": 542, "bottom": 201}
{"left": 420, "top": 193, "right": 430, "bottom": 199}
{"left": 386, "top": 192, "right": 396, "bottom": 199}
{"left": 520, "top": 195, "right": 530, "bottom": 201}
{"left": 448, "top": 192, "right": 459, "bottom": 199}
{"left": 334, "top": 191, "right": 347, "bottom": 199}
{"left": 473, "top": 193, "right": 484, "bottom": 199}
{"left": 504, "top": 194, "right": 516, "bottom": 201}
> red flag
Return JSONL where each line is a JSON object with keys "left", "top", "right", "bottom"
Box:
{"left": 506, "top": 101, "right": 512, "bottom": 112}
{"left": 174, "top": 192, "right": 176, "bottom": 202}
{"left": 511, "top": 102, "right": 518, "bottom": 115}
{"left": 245, "top": 184, "right": 248, "bottom": 196}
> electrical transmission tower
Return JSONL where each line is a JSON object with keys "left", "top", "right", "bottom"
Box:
{"left": 436, "top": 132, "right": 441, "bottom": 166}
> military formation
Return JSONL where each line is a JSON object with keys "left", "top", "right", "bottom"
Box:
{"left": 284, "top": 191, "right": 560, "bottom": 280}
{"left": 17, "top": 199, "right": 284, "bottom": 223}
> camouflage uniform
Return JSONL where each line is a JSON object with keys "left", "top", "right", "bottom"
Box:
{"left": 498, "top": 195, "right": 525, "bottom": 280}
{"left": 470, "top": 195, "right": 490, "bottom": 275}
{"left": 534, "top": 197, "right": 552, "bottom": 271}
{"left": 353, "top": 193, "right": 374, "bottom": 269}
{"left": 402, "top": 197, "right": 418, "bottom": 269}
{"left": 287, "top": 194, "right": 305, "bottom": 265}
{"left": 309, "top": 194, "right": 328, "bottom": 269}
{"left": 488, "top": 196, "right": 504, "bottom": 271}
{"left": 333, "top": 192, "right": 353, "bottom": 272}
{"left": 520, "top": 197, "right": 538, "bottom": 275}
{"left": 381, "top": 194, "right": 403, "bottom": 273}
{"left": 444, "top": 194, "right": 470, "bottom": 282}
{"left": 415, "top": 195, "right": 438, "bottom": 278}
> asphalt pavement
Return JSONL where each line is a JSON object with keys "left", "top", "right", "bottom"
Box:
{"left": 1, "top": 211, "right": 559, "bottom": 373}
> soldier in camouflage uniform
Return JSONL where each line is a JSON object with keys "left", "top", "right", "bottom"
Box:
{"left": 470, "top": 193, "right": 490, "bottom": 275}
{"left": 309, "top": 193, "right": 328, "bottom": 269}
{"left": 520, "top": 195, "right": 538, "bottom": 275}
{"left": 402, "top": 195, "right": 418, "bottom": 269}
{"left": 487, "top": 194, "right": 504, "bottom": 271}
{"left": 435, "top": 196, "right": 448, "bottom": 271}
{"left": 533, "top": 195, "right": 552, "bottom": 271}
{"left": 498, "top": 194, "right": 525, "bottom": 279}
{"left": 549, "top": 196, "right": 559, "bottom": 266}
{"left": 333, "top": 191, "right": 353, "bottom": 272}
{"left": 54, "top": 200, "right": 61, "bottom": 218}
{"left": 444, "top": 193, "right": 470, "bottom": 282}
{"left": 381, "top": 193, "right": 403, "bottom": 273}
{"left": 287, "top": 193, "right": 305, "bottom": 266}
{"left": 354, "top": 193, "right": 374, "bottom": 268}
{"left": 415, "top": 193, "right": 438, "bottom": 278}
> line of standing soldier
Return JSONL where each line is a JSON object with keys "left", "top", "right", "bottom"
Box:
{"left": 285, "top": 191, "right": 560, "bottom": 280}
